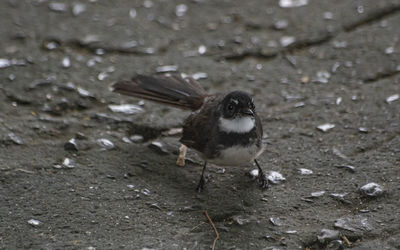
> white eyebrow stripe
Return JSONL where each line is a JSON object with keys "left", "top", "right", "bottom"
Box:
{"left": 231, "top": 98, "right": 239, "bottom": 105}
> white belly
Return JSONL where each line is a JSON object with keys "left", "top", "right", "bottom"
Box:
{"left": 207, "top": 144, "right": 265, "bottom": 166}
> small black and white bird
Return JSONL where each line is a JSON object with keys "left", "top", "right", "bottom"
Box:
{"left": 112, "top": 74, "right": 268, "bottom": 191}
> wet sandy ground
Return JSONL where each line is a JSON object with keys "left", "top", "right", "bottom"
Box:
{"left": 1, "top": 0, "right": 400, "bottom": 249}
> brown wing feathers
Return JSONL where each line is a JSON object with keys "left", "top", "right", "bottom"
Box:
{"left": 112, "top": 74, "right": 207, "bottom": 111}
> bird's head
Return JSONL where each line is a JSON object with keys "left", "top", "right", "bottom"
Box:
{"left": 219, "top": 91, "right": 256, "bottom": 133}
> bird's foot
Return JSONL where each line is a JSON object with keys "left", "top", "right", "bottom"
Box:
{"left": 258, "top": 172, "right": 269, "bottom": 190}
{"left": 254, "top": 159, "right": 269, "bottom": 190}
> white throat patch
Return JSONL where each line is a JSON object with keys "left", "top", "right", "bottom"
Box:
{"left": 219, "top": 116, "right": 255, "bottom": 133}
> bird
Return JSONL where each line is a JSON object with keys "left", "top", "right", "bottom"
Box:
{"left": 111, "top": 74, "right": 268, "bottom": 191}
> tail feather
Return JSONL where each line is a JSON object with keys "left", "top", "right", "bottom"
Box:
{"left": 112, "top": 74, "right": 207, "bottom": 111}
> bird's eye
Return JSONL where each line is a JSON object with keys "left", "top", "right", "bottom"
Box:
{"left": 228, "top": 104, "right": 234, "bottom": 110}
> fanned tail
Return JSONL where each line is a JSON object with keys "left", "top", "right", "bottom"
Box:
{"left": 111, "top": 74, "right": 207, "bottom": 111}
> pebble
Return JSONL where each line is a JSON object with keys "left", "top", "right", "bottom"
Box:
{"left": 385, "top": 47, "right": 394, "bottom": 55}
{"left": 358, "top": 127, "right": 368, "bottom": 133}
{"left": 77, "top": 87, "right": 95, "bottom": 98}
{"left": 7, "top": 133, "right": 23, "bottom": 145}
{"left": 317, "top": 229, "right": 340, "bottom": 243}
{"left": 332, "top": 147, "right": 350, "bottom": 161}
{"left": 48, "top": 2, "right": 67, "bottom": 12}
{"left": 0, "top": 58, "right": 11, "bottom": 68}
{"left": 28, "top": 219, "right": 41, "bottom": 226}
{"left": 72, "top": 3, "right": 86, "bottom": 16}
{"left": 298, "top": 168, "right": 313, "bottom": 175}
{"left": 279, "top": 0, "right": 308, "bottom": 8}
{"left": 29, "top": 78, "right": 53, "bottom": 89}
{"left": 143, "top": 0, "right": 153, "bottom": 8}
{"left": 273, "top": 19, "right": 289, "bottom": 30}
{"left": 122, "top": 137, "right": 132, "bottom": 144}
{"left": 267, "top": 171, "right": 286, "bottom": 184}
{"left": 141, "top": 189, "right": 150, "bottom": 196}
{"left": 215, "top": 168, "right": 225, "bottom": 174}
{"left": 62, "top": 157, "right": 75, "bottom": 168}
{"left": 92, "top": 113, "right": 125, "bottom": 123}
{"left": 232, "top": 215, "right": 250, "bottom": 225}
{"left": 148, "top": 141, "right": 169, "bottom": 155}
{"left": 269, "top": 217, "right": 283, "bottom": 226}
{"left": 61, "top": 57, "right": 71, "bottom": 68}
{"left": 360, "top": 182, "right": 384, "bottom": 197}
{"left": 64, "top": 138, "right": 78, "bottom": 151}
{"left": 8, "top": 74, "right": 16, "bottom": 81}
{"left": 198, "top": 45, "right": 207, "bottom": 55}
{"left": 162, "top": 128, "right": 182, "bottom": 136}
{"left": 191, "top": 72, "right": 208, "bottom": 80}
{"left": 249, "top": 169, "right": 285, "bottom": 184}
{"left": 317, "top": 123, "right": 335, "bottom": 132}
{"left": 249, "top": 168, "right": 259, "bottom": 179}
{"left": 98, "top": 72, "right": 109, "bottom": 81}
{"left": 175, "top": 4, "right": 188, "bottom": 17}
{"left": 108, "top": 104, "right": 143, "bottom": 114}
{"left": 327, "top": 240, "right": 344, "bottom": 249}
{"left": 334, "top": 215, "right": 372, "bottom": 232}
{"left": 42, "top": 41, "right": 59, "bottom": 50}
{"left": 75, "top": 132, "right": 87, "bottom": 140}
{"left": 129, "top": 9, "right": 137, "bottom": 19}
{"left": 155, "top": 65, "right": 178, "bottom": 73}
{"left": 143, "top": 47, "right": 155, "bottom": 54}
{"left": 294, "top": 102, "right": 305, "bottom": 108}
{"left": 180, "top": 205, "right": 199, "bottom": 212}
{"left": 323, "top": 12, "right": 333, "bottom": 20}
{"left": 330, "top": 192, "right": 348, "bottom": 202}
{"left": 310, "top": 191, "right": 325, "bottom": 197}
{"left": 336, "top": 97, "right": 342, "bottom": 105}
{"left": 149, "top": 203, "right": 161, "bottom": 210}
{"left": 386, "top": 94, "right": 399, "bottom": 103}
{"left": 333, "top": 40, "right": 347, "bottom": 49}
{"left": 97, "top": 138, "right": 115, "bottom": 150}
{"left": 60, "top": 82, "right": 76, "bottom": 91}
{"left": 130, "top": 135, "right": 144, "bottom": 143}
{"left": 313, "top": 70, "right": 331, "bottom": 83}
{"left": 335, "top": 164, "right": 355, "bottom": 173}
{"left": 280, "top": 36, "right": 296, "bottom": 47}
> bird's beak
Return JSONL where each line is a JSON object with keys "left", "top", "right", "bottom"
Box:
{"left": 240, "top": 108, "right": 254, "bottom": 117}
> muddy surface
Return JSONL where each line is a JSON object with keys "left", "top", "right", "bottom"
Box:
{"left": 1, "top": 0, "right": 400, "bottom": 249}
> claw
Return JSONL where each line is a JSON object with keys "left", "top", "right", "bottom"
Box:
{"left": 254, "top": 159, "right": 269, "bottom": 190}
{"left": 258, "top": 173, "right": 269, "bottom": 190}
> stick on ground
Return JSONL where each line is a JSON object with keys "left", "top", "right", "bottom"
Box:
{"left": 176, "top": 144, "right": 187, "bottom": 167}
{"left": 203, "top": 210, "right": 219, "bottom": 250}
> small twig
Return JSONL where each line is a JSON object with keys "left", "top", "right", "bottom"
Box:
{"left": 176, "top": 144, "right": 187, "bottom": 167}
{"left": 203, "top": 210, "right": 219, "bottom": 250}
{"left": 342, "top": 235, "right": 352, "bottom": 247}
{"left": 15, "top": 168, "right": 35, "bottom": 174}
{"left": 187, "top": 221, "right": 206, "bottom": 234}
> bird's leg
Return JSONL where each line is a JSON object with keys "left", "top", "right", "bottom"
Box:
{"left": 254, "top": 159, "right": 269, "bottom": 189}
{"left": 176, "top": 144, "right": 187, "bottom": 167}
{"left": 196, "top": 161, "right": 208, "bottom": 192}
